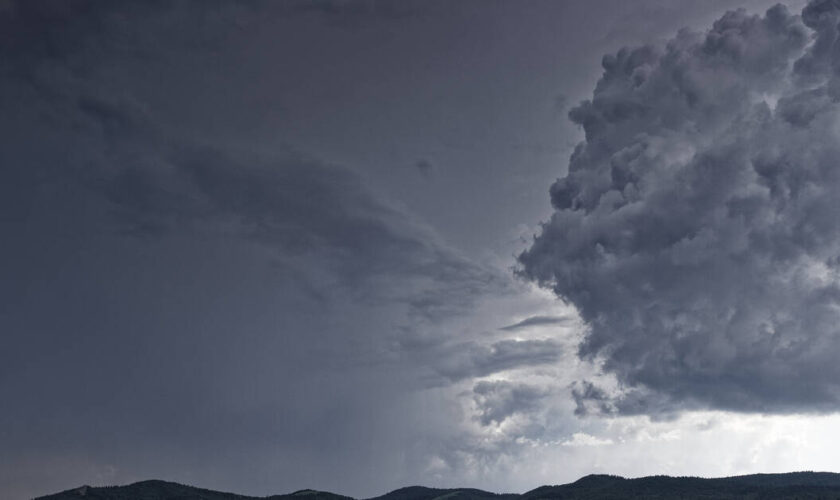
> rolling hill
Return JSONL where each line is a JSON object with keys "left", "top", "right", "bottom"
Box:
{"left": 35, "top": 472, "right": 840, "bottom": 500}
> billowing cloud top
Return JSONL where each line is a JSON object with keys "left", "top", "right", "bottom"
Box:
{"left": 519, "top": 0, "right": 840, "bottom": 415}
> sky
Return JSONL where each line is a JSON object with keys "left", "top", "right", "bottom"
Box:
{"left": 9, "top": 0, "right": 840, "bottom": 498}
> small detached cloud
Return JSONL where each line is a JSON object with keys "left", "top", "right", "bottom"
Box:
{"left": 415, "top": 158, "right": 435, "bottom": 178}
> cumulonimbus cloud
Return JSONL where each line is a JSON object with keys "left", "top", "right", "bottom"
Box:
{"left": 519, "top": 0, "right": 840, "bottom": 415}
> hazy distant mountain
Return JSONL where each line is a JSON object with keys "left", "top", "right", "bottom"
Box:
{"left": 35, "top": 472, "right": 840, "bottom": 500}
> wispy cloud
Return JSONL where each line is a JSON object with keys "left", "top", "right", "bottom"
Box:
{"left": 499, "top": 315, "right": 572, "bottom": 332}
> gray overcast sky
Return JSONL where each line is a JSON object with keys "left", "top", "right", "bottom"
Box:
{"left": 8, "top": 0, "right": 840, "bottom": 499}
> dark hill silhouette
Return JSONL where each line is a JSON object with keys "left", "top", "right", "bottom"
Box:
{"left": 367, "top": 485, "right": 517, "bottom": 500}
{"left": 34, "top": 472, "right": 840, "bottom": 500}
{"left": 35, "top": 480, "right": 352, "bottom": 500}
{"left": 522, "top": 472, "right": 840, "bottom": 499}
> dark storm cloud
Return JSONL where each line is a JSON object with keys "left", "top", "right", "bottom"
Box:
{"left": 520, "top": 1, "right": 840, "bottom": 415}
{"left": 570, "top": 380, "right": 679, "bottom": 420}
{"left": 499, "top": 315, "right": 572, "bottom": 332}
{"left": 97, "top": 142, "right": 499, "bottom": 306}
{"left": 1, "top": 1, "right": 518, "bottom": 497}
{"left": 1, "top": 0, "right": 503, "bottom": 311}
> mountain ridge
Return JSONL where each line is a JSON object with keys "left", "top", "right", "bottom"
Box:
{"left": 34, "top": 472, "right": 840, "bottom": 500}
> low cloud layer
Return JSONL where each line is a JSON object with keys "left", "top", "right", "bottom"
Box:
{"left": 499, "top": 315, "right": 572, "bottom": 332}
{"left": 520, "top": 0, "right": 840, "bottom": 415}
{"left": 432, "top": 339, "right": 563, "bottom": 383}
